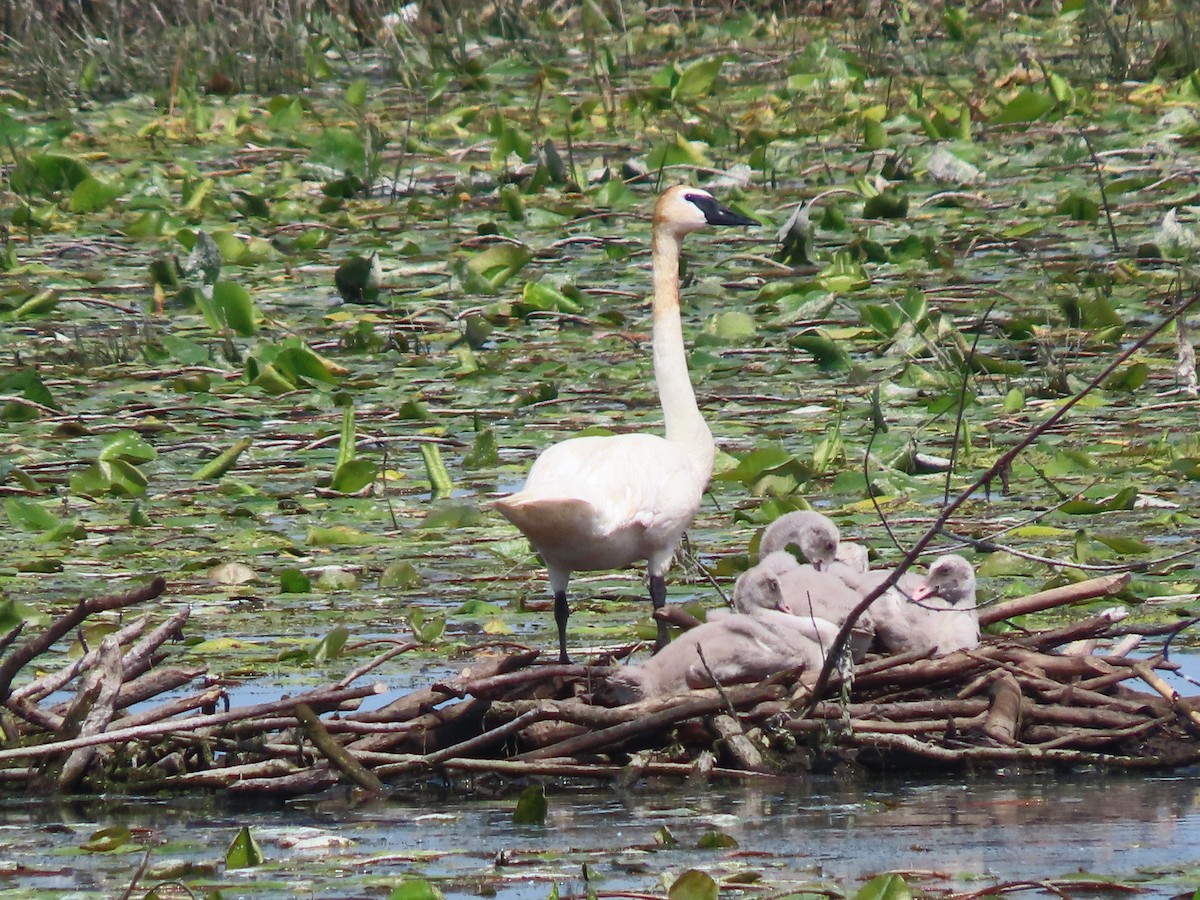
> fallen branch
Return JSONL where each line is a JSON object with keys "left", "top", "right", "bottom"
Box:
{"left": 295, "top": 702, "right": 387, "bottom": 795}
{"left": 0, "top": 577, "right": 167, "bottom": 703}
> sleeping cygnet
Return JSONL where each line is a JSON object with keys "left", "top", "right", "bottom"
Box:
{"left": 607, "top": 574, "right": 836, "bottom": 704}
{"left": 869, "top": 554, "right": 980, "bottom": 657}
{"left": 759, "top": 510, "right": 868, "bottom": 578}
{"left": 737, "top": 552, "right": 876, "bottom": 662}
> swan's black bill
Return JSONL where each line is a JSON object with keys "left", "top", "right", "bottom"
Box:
{"left": 687, "top": 193, "right": 759, "bottom": 227}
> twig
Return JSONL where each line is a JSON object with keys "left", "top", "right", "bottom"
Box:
{"left": 294, "top": 702, "right": 388, "bottom": 795}
{"left": 516, "top": 682, "right": 785, "bottom": 761}
{"left": 1077, "top": 124, "right": 1120, "bottom": 254}
{"left": 0, "top": 682, "right": 384, "bottom": 764}
{"left": 117, "top": 849, "right": 153, "bottom": 900}
{"left": 0, "top": 577, "right": 167, "bottom": 703}
{"left": 1133, "top": 662, "right": 1200, "bottom": 732}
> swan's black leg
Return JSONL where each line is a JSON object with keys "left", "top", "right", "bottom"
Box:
{"left": 649, "top": 575, "right": 669, "bottom": 653}
{"left": 554, "top": 589, "right": 571, "bottom": 664}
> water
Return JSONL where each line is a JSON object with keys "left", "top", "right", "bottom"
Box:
{"left": 2, "top": 769, "right": 1198, "bottom": 898}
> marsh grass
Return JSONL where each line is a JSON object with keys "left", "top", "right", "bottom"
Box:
{"left": 0, "top": 0, "right": 395, "bottom": 99}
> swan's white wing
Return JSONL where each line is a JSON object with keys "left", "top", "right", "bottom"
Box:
{"left": 497, "top": 433, "right": 707, "bottom": 572}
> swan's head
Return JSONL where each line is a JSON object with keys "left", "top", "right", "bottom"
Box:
{"left": 761, "top": 510, "right": 839, "bottom": 570}
{"left": 732, "top": 567, "right": 790, "bottom": 614}
{"left": 910, "top": 555, "right": 976, "bottom": 606}
{"left": 654, "top": 185, "right": 758, "bottom": 237}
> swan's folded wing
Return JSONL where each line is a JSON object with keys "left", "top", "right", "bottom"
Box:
{"left": 494, "top": 495, "right": 600, "bottom": 548}
{"left": 509, "top": 434, "right": 703, "bottom": 536}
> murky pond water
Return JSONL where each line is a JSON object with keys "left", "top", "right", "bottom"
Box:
{"left": 2, "top": 769, "right": 1198, "bottom": 898}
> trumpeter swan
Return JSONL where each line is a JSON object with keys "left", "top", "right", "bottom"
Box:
{"left": 735, "top": 552, "right": 877, "bottom": 662}
{"left": 869, "top": 554, "right": 980, "bottom": 657}
{"left": 759, "top": 510, "right": 868, "bottom": 576}
{"left": 496, "top": 185, "right": 757, "bottom": 663}
{"left": 608, "top": 575, "right": 836, "bottom": 704}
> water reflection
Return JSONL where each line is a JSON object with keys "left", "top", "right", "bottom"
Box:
{"left": 2, "top": 770, "right": 1199, "bottom": 898}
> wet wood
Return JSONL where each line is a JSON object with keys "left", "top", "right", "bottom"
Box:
{"left": 711, "top": 714, "right": 768, "bottom": 772}
{"left": 295, "top": 703, "right": 387, "bottom": 796}
{"left": 0, "top": 577, "right": 167, "bottom": 703}
{"left": 982, "top": 672, "right": 1022, "bottom": 745}
{"left": 977, "top": 573, "right": 1130, "bottom": 625}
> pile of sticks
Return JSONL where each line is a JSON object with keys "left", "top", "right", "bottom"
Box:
{"left": 0, "top": 573, "right": 1197, "bottom": 796}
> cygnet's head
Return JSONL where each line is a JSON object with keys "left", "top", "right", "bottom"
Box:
{"left": 760, "top": 510, "right": 840, "bottom": 571}
{"left": 732, "top": 567, "right": 789, "bottom": 614}
{"left": 910, "top": 555, "right": 976, "bottom": 606}
{"left": 654, "top": 185, "right": 758, "bottom": 238}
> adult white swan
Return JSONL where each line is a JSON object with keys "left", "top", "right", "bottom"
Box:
{"left": 496, "top": 185, "right": 757, "bottom": 663}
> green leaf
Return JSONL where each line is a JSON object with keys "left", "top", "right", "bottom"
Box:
{"left": 280, "top": 568, "right": 312, "bottom": 593}
{"left": 696, "top": 829, "right": 739, "bottom": 849}
{"left": 306, "top": 525, "right": 375, "bottom": 546}
{"left": 212, "top": 281, "right": 257, "bottom": 336}
{"left": 512, "top": 784, "right": 547, "bottom": 825}
{"left": 5, "top": 499, "right": 59, "bottom": 533}
{"left": 380, "top": 561, "right": 423, "bottom": 589}
{"left": 307, "top": 625, "right": 350, "bottom": 662}
{"left": 862, "top": 190, "right": 908, "bottom": 219}
{"left": 387, "top": 878, "right": 445, "bottom": 900}
{"left": 705, "top": 310, "right": 757, "bottom": 342}
{"left": 311, "top": 127, "right": 366, "bottom": 174}
{"left": 69, "top": 175, "right": 124, "bottom": 212}
{"left": 1103, "top": 362, "right": 1148, "bottom": 392}
{"left": 7, "top": 289, "right": 60, "bottom": 320}
{"left": 853, "top": 873, "right": 912, "bottom": 900}
{"left": 225, "top": 826, "right": 264, "bottom": 869}
{"left": 862, "top": 116, "right": 887, "bottom": 150}
{"left": 520, "top": 280, "right": 581, "bottom": 314}
{"left": 0, "top": 368, "right": 58, "bottom": 419}
{"left": 791, "top": 329, "right": 851, "bottom": 371}
{"left": 993, "top": 88, "right": 1057, "bottom": 124}
{"left": 668, "top": 870, "right": 719, "bottom": 900}
{"left": 407, "top": 606, "right": 445, "bottom": 643}
{"left": 192, "top": 437, "right": 252, "bottom": 481}
{"left": 100, "top": 431, "right": 157, "bottom": 463}
{"left": 335, "top": 404, "right": 357, "bottom": 472}
{"left": 421, "top": 443, "right": 454, "bottom": 500}
{"left": 1056, "top": 192, "right": 1099, "bottom": 222}
{"left": 466, "top": 243, "right": 533, "bottom": 291}
{"left": 331, "top": 459, "right": 377, "bottom": 493}
{"left": 1093, "top": 533, "right": 1152, "bottom": 555}
{"left": 646, "top": 133, "right": 710, "bottom": 168}
{"left": 346, "top": 78, "right": 368, "bottom": 108}
{"left": 420, "top": 503, "right": 482, "bottom": 529}
{"left": 672, "top": 57, "right": 724, "bottom": 101}
{"left": 9, "top": 153, "right": 91, "bottom": 196}
{"left": 463, "top": 428, "right": 500, "bottom": 469}
{"left": 81, "top": 825, "right": 132, "bottom": 853}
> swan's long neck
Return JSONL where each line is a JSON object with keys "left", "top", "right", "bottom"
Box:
{"left": 651, "top": 226, "right": 713, "bottom": 473}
